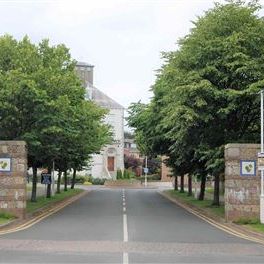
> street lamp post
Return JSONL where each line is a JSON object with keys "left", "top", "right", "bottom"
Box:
{"left": 260, "top": 90, "right": 264, "bottom": 223}
{"left": 51, "top": 160, "right": 55, "bottom": 196}
{"left": 145, "top": 156, "right": 148, "bottom": 187}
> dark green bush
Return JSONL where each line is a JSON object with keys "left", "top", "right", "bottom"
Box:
{"left": 234, "top": 218, "right": 260, "bottom": 225}
{"left": 91, "top": 178, "right": 106, "bottom": 185}
{"left": 116, "top": 169, "right": 123, "bottom": 179}
{"left": 123, "top": 169, "right": 129, "bottom": 179}
{"left": 139, "top": 174, "right": 161, "bottom": 181}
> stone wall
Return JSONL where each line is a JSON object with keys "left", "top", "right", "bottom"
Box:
{"left": 225, "top": 144, "right": 260, "bottom": 222}
{"left": 0, "top": 141, "right": 27, "bottom": 219}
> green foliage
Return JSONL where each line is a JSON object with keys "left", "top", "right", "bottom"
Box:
{"left": 123, "top": 169, "right": 129, "bottom": 179}
{"left": 128, "top": 1, "right": 264, "bottom": 204}
{"left": 167, "top": 190, "right": 225, "bottom": 218}
{"left": 115, "top": 169, "right": 135, "bottom": 180}
{"left": 116, "top": 169, "right": 123, "bottom": 179}
{"left": 0, "top": 35, "right": 111, "bottom": 201}
{"left": 90, "top": 178, "right": 106, "bottom": 185}
{"left": 123, "top": 169, "right": 135, "bottom": 179}
{"left": 234, "top": 218, "right": 260, "bottom": 225}
{"left": 26, "top": 189, "right": 83, "bottom": 213}
{"left": 139, "top": 174, "right": 161, "bottom": 181}
{"left": 234, "top": 218, "right": 264, "bottom": 233}
{"left": 0, "top": 212, "right": 15, "bottom": 219}
{"left": 61, "top": 175, "right": 89, "bottom": 184}
{"left": 0, "top": 212, "right": 15, "bottom": 225}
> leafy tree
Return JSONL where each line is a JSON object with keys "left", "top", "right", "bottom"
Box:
{"left": 128, "top": 0, "right": 264, "bottom": 206}
{"left": 0, "top": 35, "right": 111, "bottom": 201}
{"left": 124, "top": 155, "right": 142, "bottom": 170}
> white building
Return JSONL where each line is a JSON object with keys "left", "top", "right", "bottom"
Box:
{"left": 76, "top": 62, "right": 124, "bottom": 179}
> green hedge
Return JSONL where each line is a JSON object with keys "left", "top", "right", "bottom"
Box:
{"left": 116, "top": 169, "right": 135, "bottom": 180}
{"left": 139, "top": 174, "right": 161, "bottom": 181}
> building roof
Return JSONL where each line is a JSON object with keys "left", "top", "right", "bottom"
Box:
{"left": 86, "top": 85, "right": 124, "bottom": 110}
{"left": 76, "top": 61, "right": 94, "bottom": 68}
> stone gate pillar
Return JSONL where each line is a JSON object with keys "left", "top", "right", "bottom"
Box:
{"left": 0, "top": 141, "right": 27, "bottom": 219}
{"left": 225, "top": 144, "right": 260, "bottom": 222}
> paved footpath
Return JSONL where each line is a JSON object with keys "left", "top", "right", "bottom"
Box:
{"left": 0, "top": 189, "right": 264, "bottom": 263}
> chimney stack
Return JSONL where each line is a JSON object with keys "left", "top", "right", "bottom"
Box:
{"left": 75, "top": 61, "right": 94, "bottom": 87}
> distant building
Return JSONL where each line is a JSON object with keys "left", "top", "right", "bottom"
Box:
{"left": 76, "top": 62, "right": 124, "bottom": 179}
{"left": 161, "top": 156, "right": 174, "bottom": 182}
{"left": 124, "top": 138, "right": 141, "bottom": 159}
{"left": 123, "top": 138, "right": 143, "bottom": 176}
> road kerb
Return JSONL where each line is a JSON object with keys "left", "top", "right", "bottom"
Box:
{"left": 159, "top": 191, "right": 264, "bottom": 246}
{"left": 0, "top": 190, "right": 89, "bottom": 235}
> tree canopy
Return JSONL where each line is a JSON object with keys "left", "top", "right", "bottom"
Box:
{"left": 127, "top": 0, "right": 264, "bottom": 205}
{"left": 0, "top": 35, "right": 111, "bottom": 200}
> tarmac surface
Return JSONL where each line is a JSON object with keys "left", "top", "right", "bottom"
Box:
{"left": 0, "top": 188, "right": 264, "bottom": 263}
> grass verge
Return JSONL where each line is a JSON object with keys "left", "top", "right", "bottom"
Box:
{"left": 0, "top": 212, "right": 15, "bottom": 225}
{"left": 166, "top": 190, "right": 264, "bottom": 234}
{"left": 248, "top": 224, "right": 264, "bottom": 233}
{"left": 165, "top": 190, "right": 225, "bottom": 218}
{"left": 234, "top": 218, "right": 264, "bottom": 233}
{"left": 27, "top": 188, "right": 84, "bottom": 213}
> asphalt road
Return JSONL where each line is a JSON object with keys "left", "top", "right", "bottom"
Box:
{"left": 0, "top": 188, "right": 264, "bottom": 263}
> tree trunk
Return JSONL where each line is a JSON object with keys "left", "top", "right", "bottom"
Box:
{"left": 198, "top": 174, "right": 206, "bottom": 200}
{"left": 46, "top": 167, "right": 52, "bottom": 198}
{"left": 64, "top": 169, "right": 68, "bottom": 191}
{"left": 57, "top": 170, "right": 62, "bottom": 194}
{"left": 212, "top": 174, "right": 220, "bottom": 206}
{"left": 180, "top": 175, "right": 184, "bottom": 193}
{"left": 46, "top": 183, "right": 51, "bottom": 198}
{"left": 174, "top": 176, "right": 178, "bottom": 191}
{"left": 71, "top": 168, "right": 77, "bottom": 189}
{"left": 188, "top": 174, "right": 192, "bottom": 196}
{"left": 31, "top": 165, "right": 38, "bottom": 202}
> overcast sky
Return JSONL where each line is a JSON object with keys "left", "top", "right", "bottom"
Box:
{"left": 0, "top": 0, "right": 263, "bottom": 109}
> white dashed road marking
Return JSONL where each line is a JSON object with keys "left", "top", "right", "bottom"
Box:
{"left": 122, "top": 189, "right": 129, "bottom": 264}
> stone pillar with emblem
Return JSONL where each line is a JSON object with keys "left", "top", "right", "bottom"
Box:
{"left": 225, "top": 144, "right": 260, "bottom": 222}
{"left": 0, "top": 141, "right": 27, "bottom": 219}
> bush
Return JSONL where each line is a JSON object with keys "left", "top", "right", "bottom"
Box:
{"left": 116, "top": 169, "right": 123, "bottom": 179}
{"left": 91, "top": 178, "right": 106, "bottom": 185}
{"left": 60, "top": 175, "right": 90, "bottom": 184}
{"left": 0, "top": 212, "right": 14, "bottom": 219}
{"left": 139, "top": 174, "right": 161, "bottom": 182}
{"left": 74, "top": 175, "right": 87, "bottom": 184}
{"left": 123, "top": 169, "right": 129, "bottom": 179}
{"left": 83, "top": 181, "right": 92, "bottom": 185}
{"left": 122, "top": 169, "right": 135, "bottom": 179}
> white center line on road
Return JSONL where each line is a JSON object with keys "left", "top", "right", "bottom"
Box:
{"left": 123, "top": 213, "right": 128, "bottom": 242}
{"left": 123, "top": 252, "right": 129, "bottom": 264}
{"left": 122, "top": 189, "right": 129, "bottom": 264}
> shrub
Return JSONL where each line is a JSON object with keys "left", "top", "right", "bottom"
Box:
{"left": 74, "top": 175, "right": 87, "bottom": 184}
{"left": 116, "top": 169, "right": 123, "bottom": 179}
{"left": 0, "top": 211, "right": 15, "bottom": 219}
{"left": 91, "top": 178, "right": 106, "bottom": 185}
{"left": 123, "top": 169, "right": 134, "bottom": 179}
{"left": 139, "top": 174, "right": 161, "bottom": 182}
{"left": 83, "top": 181, "right": 92, "bottom": 185}
{"left": 234, "top": 218, "right": 260, "bottom": 225}
{"left": 124, "top": 169, "right": 136, "bottom": 179}
{"left": 123, "top": 169, "right": 128, "bottom": 179}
